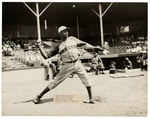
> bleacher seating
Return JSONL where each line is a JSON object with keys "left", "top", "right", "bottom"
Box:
{"left": 109, "top": 45, "right": 130, "bottom": 54}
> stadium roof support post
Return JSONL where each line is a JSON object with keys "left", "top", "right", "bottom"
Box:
{"left": 102, "top": 2, "right": 113, "bottom": 17}
{"left": 39, "top": 3, "right": 52, "bottom": 16}
{"left": 24, "top": 2, "right": 37, "bottom": 16}
{"left": 36, "top": 3, "right": 41, "bottom": 42}
{"left": 91, "top": 3, "right": 113, "bottom": 47}
{"left": 23, "top": 2, "right": 52, "bottom": 42}
{"left": 98, "top": 4, "right": 104, "bottom": 47}
{"left": 76, "top": 16, "right": 80, "bottom": 39}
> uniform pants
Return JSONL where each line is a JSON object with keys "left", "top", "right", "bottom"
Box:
{"left": 48, "top": 60, "right": 91, "bottom": 89}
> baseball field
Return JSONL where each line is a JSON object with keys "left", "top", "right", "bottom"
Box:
{"left": 2, "top": 68, "right": 147, "bottom": 116}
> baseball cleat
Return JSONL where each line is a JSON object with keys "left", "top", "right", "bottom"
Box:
{"left": 33, "top": 95, "right": 41, "bottom": 104}
{"left": 89, "top": 99, "right": 95, "bottom": 104}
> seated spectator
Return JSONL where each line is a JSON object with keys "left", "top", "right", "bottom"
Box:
{"left": 140, "top": 54, "right": 147, "bottom": 71}
{"left": 103, "top": 49, "right": 110, "bottom": 55}
{"left": 2, "top": 42, "right": 7, "bottom": 55}
{"left": 2, "top": 43, "right": 13, "bottom": 56}
{"left": 28, "top": 44, "right": 32, "bottom": 51}
{"left": 136, "top": 44, "right": 142, "bottom": 52}
{"left": 131, "top": 45, "right": 138, "bottom": 53}
{"left": 109, "top": 61, "right": 116, "bottom": 74}
{"left": 103, "top": 41, "right": 110, "bottom": 50}
{"left": 136, "top": 55, "right": 142, "bottom": 68}
{"left": 126, "top": 45, "right": 132, "bottom": 53}
{"left": 7, "top": 46, "right": 13, "bottom": 55}
{"left": 123, "top": 57, "right": 133, "bottom": 70}
{"left": 16, "top": 44, "right": 21, "bottom": 50}
{"left": 24, "top": 44, "right": 29, "bottom": 51}
{"left": 142, "top": 45, "right": 147, "bottom": 52}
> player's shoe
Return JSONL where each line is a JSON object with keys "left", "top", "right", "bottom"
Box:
{"left": 33, "top": 95, "right": 41, "bottom": 104}
{"left": 89, "top": 99, "right": 95, "bottom": 104}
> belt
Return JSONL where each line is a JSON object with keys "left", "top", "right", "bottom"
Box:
{"left": 63, "top": 59, "right": 79, "bottom": 63}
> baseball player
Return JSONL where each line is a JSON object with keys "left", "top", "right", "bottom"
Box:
{"left": 33, "top": 26, "right": 100, "bottom": 104}
{"left": 123, "top": 57, "right": 133, "bottom": 69}
{"left": 91, "top": 52, "right": 105, "bottom": 75}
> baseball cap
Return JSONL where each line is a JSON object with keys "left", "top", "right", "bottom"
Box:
{"left": 58, "top": 26, "right": 70, "bottom": 34}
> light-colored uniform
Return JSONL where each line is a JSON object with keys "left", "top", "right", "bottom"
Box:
{"left": 47, "top": 36, "right": 91, "bottom": 89}
{"left": 91, "top": 56, "right": 104, "bottom": 69}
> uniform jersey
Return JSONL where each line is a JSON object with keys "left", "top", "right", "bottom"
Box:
{"left": 47, "top": 36, "right": 84, "bottom": 63}
{"left": 91, "top": 56, "right": 104, "bottom": 69}
{"left": 59, "top": 36, "right": 81, "bottom": 62}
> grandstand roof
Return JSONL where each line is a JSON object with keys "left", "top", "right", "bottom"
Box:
{"left": 2, "top": 2, "right": 147, "bottom": 26}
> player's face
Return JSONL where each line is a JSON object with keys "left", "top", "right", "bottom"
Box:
{"left": 59, "top": 30, "right": 69, "bottom": 40}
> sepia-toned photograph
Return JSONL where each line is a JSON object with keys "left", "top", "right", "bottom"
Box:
{"left": 1, "top": 1, "right": 148, "bottom": 116}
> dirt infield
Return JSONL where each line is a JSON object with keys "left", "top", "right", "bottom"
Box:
{"left": 2, "top": 69, "right": 147, "bottom": 116}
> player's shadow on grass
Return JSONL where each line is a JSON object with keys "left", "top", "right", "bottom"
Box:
{"left": 13, "top": 98, "right": 54, "bottom": 104}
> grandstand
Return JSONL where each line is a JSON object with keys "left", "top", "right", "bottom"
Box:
{"left": 109, "top": 45, "right": 127, "bottom": 54}
{"left": 2, "top": 2, "right": 147, "bottom": 71}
